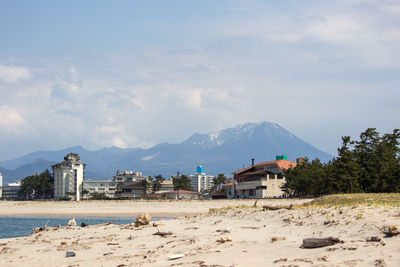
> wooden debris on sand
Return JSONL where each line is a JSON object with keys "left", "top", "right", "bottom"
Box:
{"left": 263, "top": 204, "right": 293, "bottom": 211}
{"left": 301, "top": 237, "right": 342, "bottom": 248}
{"left": 153, "top": 226, "right": 172, "bottom": 237}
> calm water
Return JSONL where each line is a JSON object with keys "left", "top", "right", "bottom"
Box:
{"left": 0, "top": 216, "right": 169, "bottom": 239}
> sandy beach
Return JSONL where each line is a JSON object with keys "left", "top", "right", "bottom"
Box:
{"left": 0, "top": 199, "right": 310, "bottom": 217}
{"left": 1, "top": 199, "right": 400, "bottom": 266}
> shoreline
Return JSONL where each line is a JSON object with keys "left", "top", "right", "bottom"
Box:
{"left": 0, "top": 212, "right": 196, "bottom": 218}
{"left": 1, "top": 200, "right": 399, "bottom": 266}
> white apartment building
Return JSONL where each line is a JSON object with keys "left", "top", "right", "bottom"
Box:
{"left": 189, "top": 166, "right": 214, "bottom": 192}
{"left": 113, "top": 169, "right": 144, "bottom": 182}
{"left": 83, "top": 180, "right": 119, "bottom": 198}
{"left": 83, "top": 170, "right": 146, "bottom": 199}
{"left": 52, "top": 153, "right": 85, "bottom": 201}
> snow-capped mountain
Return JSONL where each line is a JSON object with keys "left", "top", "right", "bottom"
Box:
{"left": 0, "top": 121, "right": 333, "bottom": 181}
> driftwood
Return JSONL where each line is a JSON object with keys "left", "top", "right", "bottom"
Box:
{"left": 301, "top": 237, "right": 341, "bottom": 248}
{"left": 153, "top": 226, "right": 172, "bottom": 237}
{"left": 91, "top": 222, "right": 115, "bottom": 227}
{"left": 366, "top": 236, "right": 381, "bottom": 242}
{"left": 263, "top": 204, "right": 293, "bottom": 211}
{"left": 154, "top": 231, "right": 173, "bottom": 237}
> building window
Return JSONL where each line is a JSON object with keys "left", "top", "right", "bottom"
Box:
{"left": 249, "top": 189, "right": 254, "bottom": 196}
{"left": 256, "top": 186, "right": 267, "bottom": 190}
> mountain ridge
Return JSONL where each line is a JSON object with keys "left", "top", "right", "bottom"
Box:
{"left": 0, "top": 121, "right": 333, "bottom": 183}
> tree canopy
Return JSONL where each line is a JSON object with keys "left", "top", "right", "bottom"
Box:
{"left": 18, "top": 169, "right": 54, "bottom": 200}
{"left": 282, "top": 128, "right": 400, "bottom": 196}
{"left": 152, "top": 174, "right": 165, "bottom": 193}
{"left": 172, "top": 174, "right": 192, "bottom": 191}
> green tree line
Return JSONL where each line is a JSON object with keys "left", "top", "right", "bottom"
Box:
{"left": 282, "top": 128, "right": 400, "bottom": 196}
{"left": 18, "top": 169, "right": 54, "bottom": 200}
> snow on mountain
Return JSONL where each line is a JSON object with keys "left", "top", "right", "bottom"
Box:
{"left": 0, "top": 121, "right": 333, "bottom": 181}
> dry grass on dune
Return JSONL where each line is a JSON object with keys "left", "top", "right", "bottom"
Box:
{"left": 208, "top": 194, "right": 400, "bottom": 214}
{"left": 304, "top": 193, "right": 400, "bottom": 208}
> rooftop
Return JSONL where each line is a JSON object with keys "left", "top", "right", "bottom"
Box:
{"left": 232, "top": 159, "right": 297, "bottom": 175}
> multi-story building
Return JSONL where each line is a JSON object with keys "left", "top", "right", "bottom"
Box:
{"left": 232, "top": 156, "right": 297, "bottom": 198}
{"left": 83, "top": 170, "right": 148, "bottom": 199}
{"left": 82, "top": 180, "right": 120, "bottom": 198}
{"left": 189, "top": 166, "right": 214, "bottom": 192}
{"left": 1, "top": 181, "right": 21, "bottom": 200}
{"left": 52, "top": 153, "right": 85, "bottom": 201}
{"left": 114, "top": 177, "right": 153, "bottom": 198}
{"left": 113, "top": 169, "right": 144, "bottom": 182}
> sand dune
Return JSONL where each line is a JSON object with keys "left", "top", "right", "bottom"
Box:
{"left": 1, "top": 199, "right": 400, "bottom": 266}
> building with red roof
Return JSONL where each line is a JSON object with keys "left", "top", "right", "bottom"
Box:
{"left": 232, "top": 156, "right": 299, "bottom": 198}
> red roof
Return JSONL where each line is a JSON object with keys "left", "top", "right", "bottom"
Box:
{"left": 162, "top": 190, "right": 199, "bottom": 195}
{"left": 232, "top": 159, "right": 297, "bottom": 175}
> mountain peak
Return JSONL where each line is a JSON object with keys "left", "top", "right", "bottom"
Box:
{"left": 184, "top": 121, "right": 290, "bottom": 147}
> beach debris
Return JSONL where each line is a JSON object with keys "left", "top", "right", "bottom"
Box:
{"left": 80, "top": 222, "right": 88, "bottom": 227}
{"left": 375, "top": 258, "right": 387, "bottom": 267}
{"left": 366, "top": 236, "right": 382, "bottom": 242}
{"left": 253, "top": 200, "right": 258, "bottom": 207}
{"left": 273, "top": 258, "right": 287, "bottom": 263}
{"left": 68, "top": 218, "right": 77, "bottom": 227}
{"left": 65, "top": 251, "right": 76, "bottom": 257}
{"left": 217, "top": 227, "right": 231, "bottom": 233}
{"left": 32, "top": 227, "right": 47, "bottom": 234}
{"left": 301, "top": 237, "right": 342, "bottom": 248}
{"left": 128, "top": 235, "right": 134, "bottom": 240}
{"left": 92, "top": 222, "right": 115, "bottom": 227}
{"left": 262, "top": 204, "right": 292, "bottom": 211}
{"left": 381, "top": 225, "right": 399, "bottom": 236}
{"left": 216, "top": 237, "right": 232, "bottom": 243}
{"left": 240, "top": 226, "right": 260, "bottom": 230}
{"left": 1, "top": 247, "right": 10, "bottom": 254}
{"left": 168, "top": 254, "right": 184, "bottom": 260}
{"left": 107, "top": 242, "right": 119, "bottom": 246}
{"left": 324, "top": 219, "right": 336, "bottom": 225}
{"left": 153, "top": 226, "right": 173, "bottom": 237}
{"left": 271, "top": 236, "right": 286, "bottom": 242}
{"left": 135, "top": 213, "right": 151, "bottom": 227}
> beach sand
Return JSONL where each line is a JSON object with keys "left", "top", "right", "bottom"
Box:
{"left": 1, "top": 199, "right": 399, "bottom": 266}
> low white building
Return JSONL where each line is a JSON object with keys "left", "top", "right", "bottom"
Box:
{"left": 52, "top": 153, "right": 85, "bottom": 201}
{"left": 113, "top": 169, "right": 144, "bottom": 182}
{"left": 189, "top": 166, "right": 214, "bottom": 192}
{"left": 1, "top": 181, "right": 21, "bottom": 200}
{"left": 83, "top": 180, "right": 119, "bottom": 198}
{"left": 83, "top": 170, "right": 147, "bottom": 199}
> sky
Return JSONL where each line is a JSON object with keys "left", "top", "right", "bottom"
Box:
{"left": 0, "top": 0, "right": 400, "bottom": 161}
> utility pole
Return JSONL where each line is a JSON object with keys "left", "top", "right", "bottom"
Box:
{"left": 176, "top": 171, "right": 180, "bottom": 200}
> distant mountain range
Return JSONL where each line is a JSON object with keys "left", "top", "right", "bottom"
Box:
{"left": 0, "top": 121, "right": 333, "bottom": 184}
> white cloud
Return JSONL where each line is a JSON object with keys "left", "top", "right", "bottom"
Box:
{"left": 0, "top": 64, "right": 31, "bottom": 83}
{"left": 0, "top": 0, "right": 400, "bottom": 160}
{"left": 304, "top": 16, "right": 363, "bottom": 42}
{"left": 0, "top": 106, "right": 25, "bottom": 134}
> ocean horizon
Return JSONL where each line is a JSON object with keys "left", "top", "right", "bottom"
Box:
{"left": 0, "top": 216, "right": 170, "bottom": 239}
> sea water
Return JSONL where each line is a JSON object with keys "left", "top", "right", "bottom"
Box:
{"left": 0, "top": 216, "right": 170, "bottom": 239}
